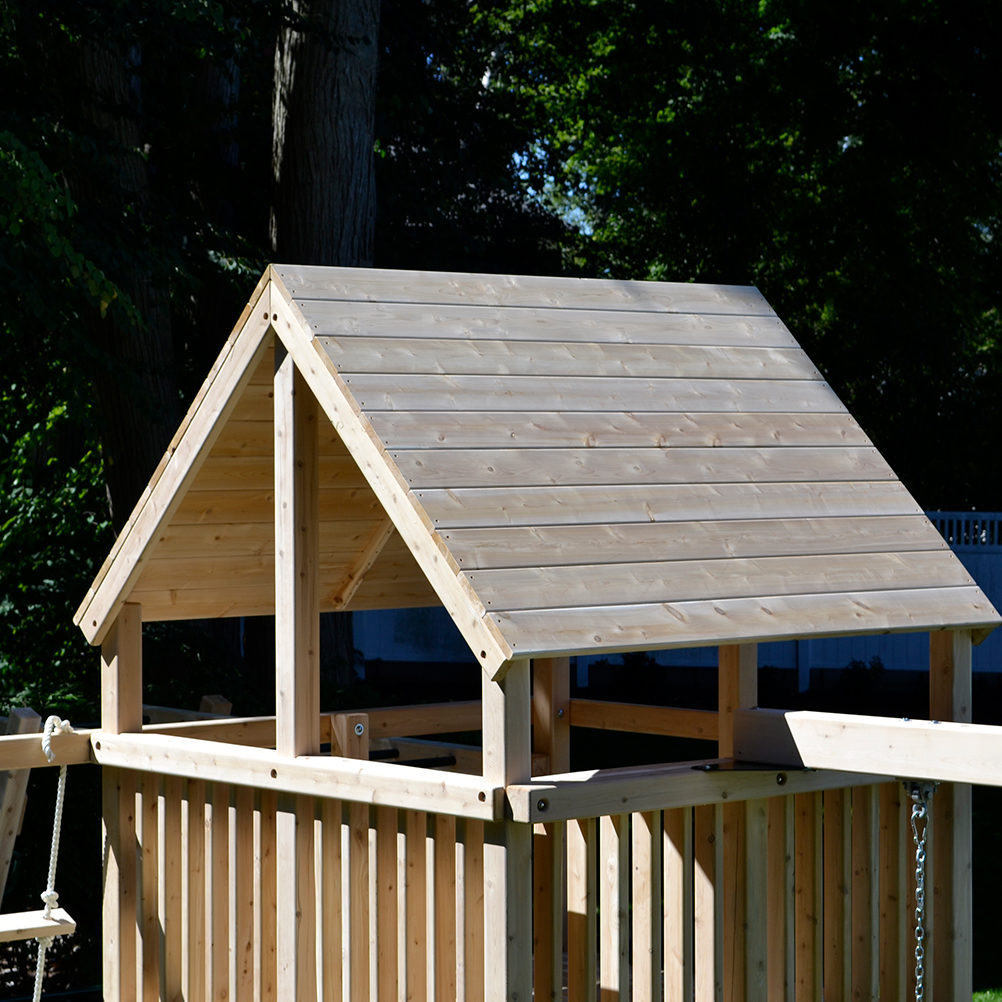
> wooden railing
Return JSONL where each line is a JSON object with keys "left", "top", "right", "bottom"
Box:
{"left": 114, "top": 767, "right": 486, "bottom": 1002}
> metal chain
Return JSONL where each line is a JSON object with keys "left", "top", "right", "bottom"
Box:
{"left": 906, "top": 780, "right": 938, "bottom": 1002}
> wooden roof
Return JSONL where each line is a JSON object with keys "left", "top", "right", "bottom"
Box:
{"left": 75, "top": 265, "right": 1000, "bottom": 677}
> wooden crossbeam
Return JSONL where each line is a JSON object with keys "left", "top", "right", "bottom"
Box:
{"left": 734, "top": 706, "right": 1002, "bottom": 786}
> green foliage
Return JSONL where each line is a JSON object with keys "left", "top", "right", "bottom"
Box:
{"left": 488, "top": 0, "right": 1002, "bottom": 509}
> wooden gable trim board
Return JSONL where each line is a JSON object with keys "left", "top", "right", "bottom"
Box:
{"left": 74, "top": 274, "right": 276, "bottom": 646}
{"left": 267, "top": 267, "right": 513, "bottom": 679}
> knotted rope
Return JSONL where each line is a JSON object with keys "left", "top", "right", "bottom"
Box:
{"left": 33, "top": 716, "right": 73, "bottom": 1002}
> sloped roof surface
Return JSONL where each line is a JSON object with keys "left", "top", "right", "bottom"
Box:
{"left": 76, "top": 265, "right": 1000, "bottom": 672}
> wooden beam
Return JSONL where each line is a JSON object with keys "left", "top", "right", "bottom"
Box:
{"left": 734, "top": 706, "right": 1002, "bottom": 786}
{"left": 930, "top": 629, "right": 973, "bottom": 1002}
{"left": 719, "top": 644, "right": 757, "bottom": 759}
{"left": 330, "top": 515, "right": 395, "bottom": 610}
{"left": 569, "top": 699, "right": 718, "bottom": 742}
{"left": 102, "top": 602, "right": 143, "bottom": 735}
{"left": 90, "top": 731, "right": 500, "bottom": 820}
{"left": 482, "top": 659, "right": 532, "bottom": 1002}
{"left": 0, "top": 709, "right": 42, "bottom": 905}
{"left": 274, "top": 348, "right": 320, "bottom": 759}
{"left": 508, "top": 759, "right": 891, "bottom": 824}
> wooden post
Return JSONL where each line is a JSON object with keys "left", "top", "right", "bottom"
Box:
{"left": 851, "top": 785, "right": 879, "bottom": 1002}
{"left": 482, "top": 658, "right": 532, "bottom": 1002}
{"left": 567, "top": 816, "right": 597, "bottom": 1002}
{"left": 405, "top": 809, "right": 428, "bottom": 1002}
{"left": 532, "top": 657, "right": 569, "bottom": 1002}
{"left": 929, "top": 628, "right": 973, "bottom": 1002}
{"left": 633, "top": 810, "right": 662, "bottom": 1002}
{"left": 599, "top": 813, "right": 629, "bottom": 1002}
{"left": 102, "top": 603, "right": 143, "bottom": 1002}
{"left": 664, "top": 807, "right": 693, "bottom": 1002}
{"left": 464, "top": 819, "right": 486, "bottom": 1002}
{"left": 744, "top": 800, "right": 768, "bottom": 1002}
{"left": 274, "top": 347, "right": 320, "bottom": 1002}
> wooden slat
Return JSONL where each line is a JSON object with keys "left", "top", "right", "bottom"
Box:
{"left": 321, "top": 336, "right": 820, "bottom": 379}
{"left": 209, "top": 417, "right": 348, "bottom": 458}
{"left": 104, "top": 768, "right": 138, "bottom": 1002}
{"left": 140, "top": 772, "right": 160, "bottom": 1002}
{"left": 259, "top": 790, "right": 278, "bottom": 1002}
{"left": 320, "top": 798, "right": 343, "bottom": 1002}
{"left": 744, "top": 800, "right": 768, "bottom": 1002}
{"left": 169, "top": 486, "right": 382, "bottom": 525}
{"left": 664, "top": 807, "right": 693, "bottom": 1002}
{"left": 463, "top": 819, "right": 485, "bottom": 1002}
{"left": 434, "top": 813, "right": 458, "bottom": 1002}
{"left": 298, "top": 298, "right": 786, "bottom": 342}
{"left": 394, "top": 445, "right": 891, "bottom": 490}
{"left": 533, "top": 822, "right": 562, "bottom": 1002}
{"left": 492, "top": 585, "right": 996, "bottom": 659}
{"left": 823, "top": 788, "right": 850, "bottom": 1002}
{"left": 372, "top": 409, "right": 872, "bottom": 451}
{"left": 280, "top": 264, "right": 776, "bottom": 314}
{"left": 405, "top": 810, "right": 428, "bottom": 1002}
{"left": 146, "top": 519, "right": 381, "bottom": 561}
{"left": 187, "top": 778, "right": 207, "bottom": 1002}
{"left": 164, "top": 775, "right": 183, "bottom": 1002}
{"left": 766, "top": 798, "right": 788, "bottom": 1002}
{"left": 793, "top": 792, "right": 822, "bottom": 1001}
{"left": 567, "top": 816, "right": 597, "bottom": 1002}
{"left": 469, "top": 550, "right": 971, "bottom": 614}
{"left": 209, "top": 783, "right": 230, "bottom": 1002}
{"left": 419, "top": 479, "right": 921, "bottom": 529}
{"left": 851, "top": 785, "right": 878, "bottom": 1002}
{"left": 694, "top": 804, "right": 716, "bottom": 1002}
{"left": 189, "top": 453, "right": 363, "bottom": 491}
{"left": 376, "top": 806, "right": 399, "bottom": 1002}
{"left": 442, "top": 514, "right": 944, "bottom": 570}
{"left": 878, "top": 783, "right": 903, "bottom": 1000}
{"left": 235, "top": 785, "right": 255, "bottom": 1002}
{"left": 722, "top": 801, "right": 746, "bottom": 1002}
{"left": 344, "top": 373, "right": 842, "bottom": 414}
{"left": 632, "top": 811, "right": 662, "bottom": 1002}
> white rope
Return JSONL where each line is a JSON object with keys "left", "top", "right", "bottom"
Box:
{"left": 32, "top": 716, "right": 73, "bottom": 1002}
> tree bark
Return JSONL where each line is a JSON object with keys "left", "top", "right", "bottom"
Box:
{"left": 271, "top": 0, "right": 382, "bottom": 681}
{"left": 270, "top": 0, "right": 380, "bottom": 266}
{"left": 76, "top": 40, "right": 181, "bottom": 525}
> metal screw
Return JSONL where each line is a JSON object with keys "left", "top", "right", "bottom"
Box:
{"left": 557, "top": 708, "right": 564, "bottom": 717}
{"left": 536, "top": 798, "right": 549, "bottom": 813}
{"left": 776, "top": 772, "right": 787, "bottom": 786}
{"left": 354, "top": 722, "right": 365, "bottom": 736}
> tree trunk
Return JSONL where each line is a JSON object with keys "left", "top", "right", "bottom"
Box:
{"left": 270, "top": 0, "right": 380, "bottom": 266}
{"left": 272, "top": 0, "right": 382, "bottom": 682}
{"left": 76, "top": 40, "right": 181, "bottom": 525}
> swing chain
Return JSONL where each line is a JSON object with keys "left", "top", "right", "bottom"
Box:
{"left": 906, "top": 780, "right": 938, "bottom": 1002}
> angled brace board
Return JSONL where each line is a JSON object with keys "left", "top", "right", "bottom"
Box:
{"left": 268, "top": 269, "right": 513, "bottom": 679}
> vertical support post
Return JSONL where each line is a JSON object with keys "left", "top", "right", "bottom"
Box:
{"left": 102, "top": 602, "right": 143, "bottom": 1002}
{"left": 929, "top": 628, "right": 973, "bottom": 1002}
{"left": 532, "top": 657, "right": 569, "bottom": 1002}
{"left": 482, "top": 659, "right": 532, "bottom": 1002}
{"left": 718, "top": 643, "right": 757, "bottom": 759}
{"left": 274, "top": 346, "right": 320, "bottom": 1002}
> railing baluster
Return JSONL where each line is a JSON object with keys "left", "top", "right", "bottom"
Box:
{"left": 567, "top": 816, "right": 597, "bottom": 1002}
{"left": 633, "top": 810, "right": 662, "bottom": 1002}
{"left": 694, "top": 804, "right": 716, "bottom": 1002}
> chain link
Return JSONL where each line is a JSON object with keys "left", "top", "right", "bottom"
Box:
{"left": 906, "top": 781, "right": 938, "bottom": 1002}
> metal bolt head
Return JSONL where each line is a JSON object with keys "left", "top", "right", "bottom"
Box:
{"left": 536, "top": 798, "right": 548, "bottom": 813}
{"left": 556, "top": 708, "right": 564, "bottom": 717}
{"left": 354, "top": 722, "right": 365, "bottom": 736}
{"left": 776, "top": 772, "right": 787, "bottom": 786}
